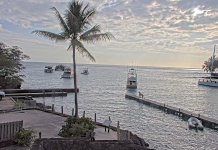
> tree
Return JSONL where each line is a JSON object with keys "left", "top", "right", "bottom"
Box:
{"left": 202, "top": 57, "right": 218, "bottom": 72}
{"left": 0, "top": 42, "right": 30, "bottom": 89}
{"left": 32, "top": 0, "right": 114, "bottom": 117}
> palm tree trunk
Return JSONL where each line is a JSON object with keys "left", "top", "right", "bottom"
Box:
{"left": 73, "top": 45, "right": 78, "bottom": 117}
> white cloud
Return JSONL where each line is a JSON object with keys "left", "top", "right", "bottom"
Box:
{"left": 1, "top": 0, "right": 218, "bottom": 67}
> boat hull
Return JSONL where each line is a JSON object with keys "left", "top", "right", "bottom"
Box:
{"left": 44, "top": 69, "right": 54, "bottom": 73}
{"left": 62, "top": 74, "right": 73, "bottom": 78}
{"left": 198, "top": 80, "right": 218, "bottom": 87}
{"left": 188, "top": 117, "right": 204, "bottom": 130}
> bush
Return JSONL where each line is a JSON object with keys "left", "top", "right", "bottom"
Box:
{"left": 15, "top": 128, "right": 36, "bottom": 147}
{"left": 13, "top": 100, "right": 26, "bottom": 109}
{"left": 58, "top": 116, "right": 95, "bottom": 137}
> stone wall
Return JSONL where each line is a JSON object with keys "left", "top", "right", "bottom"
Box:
{"left": 31, "top": 138, "right": 135, "bottom": 150}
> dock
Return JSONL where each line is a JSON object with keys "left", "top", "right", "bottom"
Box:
{"left": 2, "top": 88, "right": 79, "bottom": 97}
{"left": 125, "top": 93, "right": 218, "bottom": 130}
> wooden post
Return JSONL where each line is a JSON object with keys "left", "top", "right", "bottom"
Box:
{"left": 43, "top": 102, "right": 45, "bottom": 111}
{"left": 72, "top": 108, "right": 74, "bottom": 116}
{"left": 94, "top": 113, "right": 96, "bottom": 123}
{"left": 52, "top": 104, "right": 54, "bottom": 113}
{"left": 83, "top": 111, "right": 85, "bottom": 117}
{"left": 108, "top": 116, "right": 111, "bottom": 133}
{"left": 128, "top": 130, "right": 130, "bottom": 140}
{"left": 117, "top": 121, "right": 120, "bottom": 140}
{"left": 39, "top": 132, "right": 41, "bottom": 139}
{"left": 61, "top": 106, "right": 63, "bottom": 116}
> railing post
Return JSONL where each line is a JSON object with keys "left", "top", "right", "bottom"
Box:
{"left": 61, "top": 106, "right": 63, "bottom": 116}
{"left": 117, "top": 121, "right": 120, "bottom": 140}
{"left": 108, "top": 116, "right": 111, "bottom": 133}
{"left": 94, "top": 113, "right": 96, "bottom": 123}
{"left": 128, "top": 130, "right": 130, "bottom": 140}
{"left": 52, "top": 104, "right": 54, "bottom": 113}
{"left": 39, "top": 132, "right": 41, "bottom": 139}
{"left": 72, "top": 108, "right": 74, "bottom": 116}
{"left": 83, "top": 111, "right": 85, "bottom": 117}
{"left": 43, "top": 102, "right": 45, "bottom": 111}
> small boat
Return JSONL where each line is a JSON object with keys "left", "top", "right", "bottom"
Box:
{"left": 126, "top": 68, "right": 137, "bottom": 89}
{"left": 55, "top": 65, "right": 66, "bottom": 71}
{"left": 188, "top": 117, "right": 204, "bottom": 130}
{"left": 81, "top": 68, "right": 89, "bottom": 75}
{"left": 61, "top": 67, "right": 73, "bottom": 78}
{"left": 44, "top": 66, "right": 54, "bottom": 73}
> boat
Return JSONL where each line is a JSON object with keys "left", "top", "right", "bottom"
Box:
{"left": 61, "top": 67, "right": 73, "bottom": 78}
{"left": 44, "top": 66, "right": 54, "bottom": 73}
{"left": 81, "top": 68, "right": 89, "bottom": 75}
{"left": 188, "top": 117, "right": 204, "bottom": 130}
{"left": 198, "top": 45, "right": 218, "bottom": 87}
{"left": 55, "top": 65, "right": 66, "bottom": 71}
{"left": 126, "top": 68, "right": 137, "bottom": 88}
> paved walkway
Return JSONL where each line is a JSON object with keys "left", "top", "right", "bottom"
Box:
{"left": 0, "top": 97, "right": 15, "bottom": 111}
{"left": 0, "top": 110, "right": 117, "bottom": 140}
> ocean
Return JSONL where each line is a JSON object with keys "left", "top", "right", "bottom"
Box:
{"left": 21, "top": 61, "right": 218, "bottom": 150}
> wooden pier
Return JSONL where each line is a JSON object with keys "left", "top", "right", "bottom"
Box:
{"left": 2, "top": 88, "right": 79, "bottom": 97}
{"left": 125, "top": 93, "right": 218, "bottom": 130}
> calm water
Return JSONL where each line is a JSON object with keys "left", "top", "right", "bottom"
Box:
{"left": 21, "top": 62, "right": 218, "bottom": 150}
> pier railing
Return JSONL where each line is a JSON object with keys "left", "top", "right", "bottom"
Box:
{"left": 0, "top": 121, "right": 23, "bottom": 141}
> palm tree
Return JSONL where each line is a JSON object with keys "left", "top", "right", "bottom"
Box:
{"left": 202, "top": 57, "right": 218, "bottom": 73}
{"left": 32, "top": 0, "right": 114, "bottom": 117}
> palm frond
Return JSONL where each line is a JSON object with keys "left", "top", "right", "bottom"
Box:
{"left": 51, "top": 7, "right": 70, "bottom": 34}
{"left": 68, "top": 39, "right": 95, "bottom": 62}
{"left": 31, "top": 30, "right": 67, "bottom": 42}
{"left": 80, "top": 25, "right": 101, "bottom": 39}
{"left": 80, "top": 32, "right": 115, "bottom": 43}
{"left": 65, "top": 9, "right": 81, "bottom": 35}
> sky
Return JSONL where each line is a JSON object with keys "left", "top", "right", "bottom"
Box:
{"left": 0, "top": 0, "right": 218, "bottom": 68}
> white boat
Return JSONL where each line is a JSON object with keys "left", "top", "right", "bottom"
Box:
{"left": 126, "top": 68, "right": 137, "bottom": 88}
{"left": 44, "top": 66, "right": 54, "bottom": 73}
{"left": 198, "top": 45, "right": 218, "bottom": 87}
{"left": 81, "top": 68, "right": 89, "bottom": 75}
{"left": 61, "top": 67, "right": 73, "bottom": 78}
{"left": 188, "top": 117, "right": 204, "bottom": 130}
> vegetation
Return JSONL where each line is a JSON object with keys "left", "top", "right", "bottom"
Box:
{"left": 31, "top": 0, "right": 114, "bottom": 117}
{"left": 202, "top": 57, "right": 218, "bottom": 72}
{"left": 58, "top": 116, "right": 95, "bottom": 137}
{"left": 13, "top": 100, "right": 26, "bottom": 109}
{"left": 15, "top": 128, "right": 36, "bottom": 147}
{"left": 0, "top": 42, "right": 30, "bottom": 89}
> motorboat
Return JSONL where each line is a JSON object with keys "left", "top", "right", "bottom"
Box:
{"left": 126, "top": 68, "right": 137, "bottom": 88}
{"left": 81, "top": 68, "right": 89, "bottom": 75}
{"left": 188, "top": 117, "right": 204, "bottom": 130}
{"left": 55, "top": 65, "right": 66, "bottom": 71}
{"left": 44, "top": 66, "right": 54, "bottom": 73}
{"left": 61, "top": 67, "right": 73, "bottom": 78}
{"left": 198, "top": 45, "right": 218, "bottom": 87}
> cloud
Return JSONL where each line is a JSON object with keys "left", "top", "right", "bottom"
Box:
{"left": 1, "top": 0, "right": 218, "bottom": 67}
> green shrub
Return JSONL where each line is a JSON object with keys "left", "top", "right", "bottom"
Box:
{"left": 15, "top": 128, "right": 36, "bottom": 147}
{"left": 13, "top": 100, "right": 26, "bottom": 109}
{"left": 59, "top": 116, "right": 95, "bottom": 137}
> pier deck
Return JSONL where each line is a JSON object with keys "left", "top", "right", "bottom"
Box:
{"left": 2, "top": 88, "right": 79, "bottom": 97}
{"left": 125, "top": 93, "right": 218, "bottom": 130}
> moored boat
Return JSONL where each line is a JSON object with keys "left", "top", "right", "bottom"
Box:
{"left": 44, "top": 66, "right": 54, "bottom": 73}
{"left": 61, "top": 67, "right": 73, "bottom": 78}
{"left": 188, "top": 117, "right": 204, "bottom": 130}
{"left": 126, "top": 68, "right": 137, "bottom": 89}
{"left": 81, "top": 68, "right": 89, "bottom": 75}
